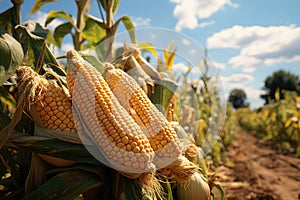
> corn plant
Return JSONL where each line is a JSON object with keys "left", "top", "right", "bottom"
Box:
{"left": 237, "top": 90, "right": 300, "bottom": 156}
{"left": 0, "top": 0, "right": 232, "bottom": 199}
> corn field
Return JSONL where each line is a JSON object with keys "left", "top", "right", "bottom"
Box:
{"left": 1, "top": 0, "right": 299, "bottom": 200}
{"left": 237, "top": 91, "right": 300, "bottom": 156}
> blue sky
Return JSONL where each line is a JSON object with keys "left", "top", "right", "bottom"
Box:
{"left": 1, "top": 0, "right": 300, "bottom": 108}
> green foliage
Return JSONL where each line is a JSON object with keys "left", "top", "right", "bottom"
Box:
{"left": 30, "top": 0, "right": 58, "bottom": 15}
{"left": 228, "top": 88, "right": 249, "bottom": 109}
{"left": 150, "top": 78, "right": 178, "bottom": 113}
{"left": 15, "top": 21, "right": 59, "bottom": 68}
{"left": 261, "top": 69, "right": 300, "bottom": 104}
{"left": 0, "top": 1, "right": 228, "bottom": 199}
{"left": 0, "top": 32, "right": 24, "bottom": 84}
{"left": 23, "top": 170, "right": 102, "bottom": 200}
{"left": 0, "top": 8, "right": 14, "bottom": 34}
{"left": 237, "top": 91, "right": 300, "bottom": 155}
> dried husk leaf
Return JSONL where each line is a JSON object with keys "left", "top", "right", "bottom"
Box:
{"left": 177, "top": 172, "right": 210, "bottom": 200}
{"left": 159, "top": 155, "right": 199, "bottom": 183}
{"left": 184, "top": 143, "right": 198, "bottom": 164}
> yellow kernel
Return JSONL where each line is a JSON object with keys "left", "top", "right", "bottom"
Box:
{"left": 111, "top": 132, "right": 118, "bottom": 138}
{"left": 121, "top": 136, "right": 129, "bottom": 144}
{"left": 60, "top": 114, "right": 67, "bottom": 121}
{"left": 133, "top": 146, "right": 140, "bottom": 153}
{"left": 63, "top": 118, "right": 70, "bottom": 125}
{"left": 117, "top": 143, "right": 125, "bottom": 148}
{"left": 67, "top": 121, "right": 74, "bottom": 128}
{"left": 45, "top": 106, "right": 51, "bottom": 112}
{"left": 48, "top": 111, "right": 54, "bottom": 117}
{"left": 156, "top": 135, "right": 163, "bottom": 141}
{"left": 131, "top": 142, "right": 137, "bottom": 149}
{"left": 43, "top": 115, "right": 50, "bottom": 121}
{"left": 58, "top": 106, "right": 64, "bottom": 111}
{"left": 45, "top": 96, "right": 52, "bottom": 104}
{"left": 56, "top": 112, "right": 63, "bottom": 118}
{"left": 49, "top": 102, "right": 56, "bottom": 108}
{"left": 59, "top": 123, "right": 67, "bottom": 130}
{"left": 54, "top": 119, "right": 62, "bottom": 126}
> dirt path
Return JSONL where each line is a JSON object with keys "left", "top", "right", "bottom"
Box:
{"left": 217, "top": 131, "right": 300, "bottom": 200}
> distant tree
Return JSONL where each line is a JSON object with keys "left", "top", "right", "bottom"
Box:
{"left": 261, "top": 70, "right": 300, "bottom": 104}
{"left": 228, "top": 89, "right": 249, "bottom": 109}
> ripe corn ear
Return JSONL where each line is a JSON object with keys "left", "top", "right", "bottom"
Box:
{"left": 104, "top": 63, "right": 181, "bottom": 168}
{"left": 16, "top": 66, "right": 76, "bottom": 133}
{"left": 66, "top": 50, "right": 155, "bottom": 172}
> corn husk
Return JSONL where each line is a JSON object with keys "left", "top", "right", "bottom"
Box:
{"left": 184, "top": 143, "right": 199, "bottom": 164}
{"left": 122, "top": 43, "right": 157, "bottom": 95}
{"left": 177, "top": 172, "right": 210, "bottom": 200}
{"left": 159, "top": 155, "right": 199, "bottom": 183}
{"left": 123, "top": 43, "right": 161, "bottom": 81}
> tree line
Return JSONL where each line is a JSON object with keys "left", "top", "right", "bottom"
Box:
{"left": 228, "top": 69, "right": 300, "bottom": 109}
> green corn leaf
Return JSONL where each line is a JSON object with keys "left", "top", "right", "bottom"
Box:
{"left": 215, "top": 182, "right": 224, "bottom": 200}
{"left": 112, "top": 16, "right": 136, "bottom": 43}
{"left": 82, "top": 14, "right": 106, "bottom": 46}
{"left": 165, "top": 180, "right": 173, "bottom": 200}
{"left": 165, "top": 48, "right": 177, "bottom": 70}
{"left": 11, "top": 136, "right": 100, "bottom": 165}
{"left": 45, "top": 10, "right": 75, "bottom": 28}
{"left": 0, "top": 7, "right": 13, "bottom": 34}
{"left": 138, "top": 42, "right": 158, "bottom": 60}
{"left": 150, "top": 78, "right": 178, "bottom": 114}
{"left": 23, "top": 170, "right": 102, "bottom": 200}
{"left": 0, "top": 32, "right": 24, "bottom": 84}
{"left": 99, "top": 0, "right": 107, "bottom": 11}
{"left": 47, "top": 163, "right": 109, "bottom": 177}
{"left": 112, "top": 0, "right": 120, "bottom": 13}
{"left": 53, "top": 22, "right": 72, "bottom": 48}
{"left": 123, "top": 177, "right": 142, "bottom": 200}
{"left": 30, "top": 0, "right": 58, "bottom": 15}
{"left": 15, "top": 22, "right": 59, "bottom": 68}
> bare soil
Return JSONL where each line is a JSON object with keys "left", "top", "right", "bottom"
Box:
{"left": 217, "top": 131, "right": 300, "bottom": 200}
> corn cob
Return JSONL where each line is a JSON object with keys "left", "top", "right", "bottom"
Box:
{"left": 66, "top": 50, "right": 155, "bottom": 172}
{"left": 16, "top": 66, "right": 76, "bottom": 133}
{"left": 104, "top": 64, "right": 181, "bottom": 168}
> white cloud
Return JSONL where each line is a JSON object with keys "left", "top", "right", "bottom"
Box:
{"left": 170, "top": 0, "right": 238, "bottom": 31}
{"left": 211, "top": 60, "right": 226, "bottom": 70}
{"left": 131, "top": 16, "right": 151, "bottom": 27}
{"left": 189, "top": 49, "right": 196, "bottom": 55}
{"left": 207, "top": 25, "right": 300, "bottom": 72}
{"left": 29, "top": 11, "right": 64, "bottom": 32}
{"left": 221, "top": 73, "right": 254, "bottom": 85}
{"left": 199, "top": 20, "right": 215, "bottom": 28}
{"left": 173, "top": 62, "right": 190, "bottom": 73}
{"left": 182, "top": 38, "right": 191, "bottom": 45}
{"left": 173, "top": 62, "right": 199, "bottom": 75}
